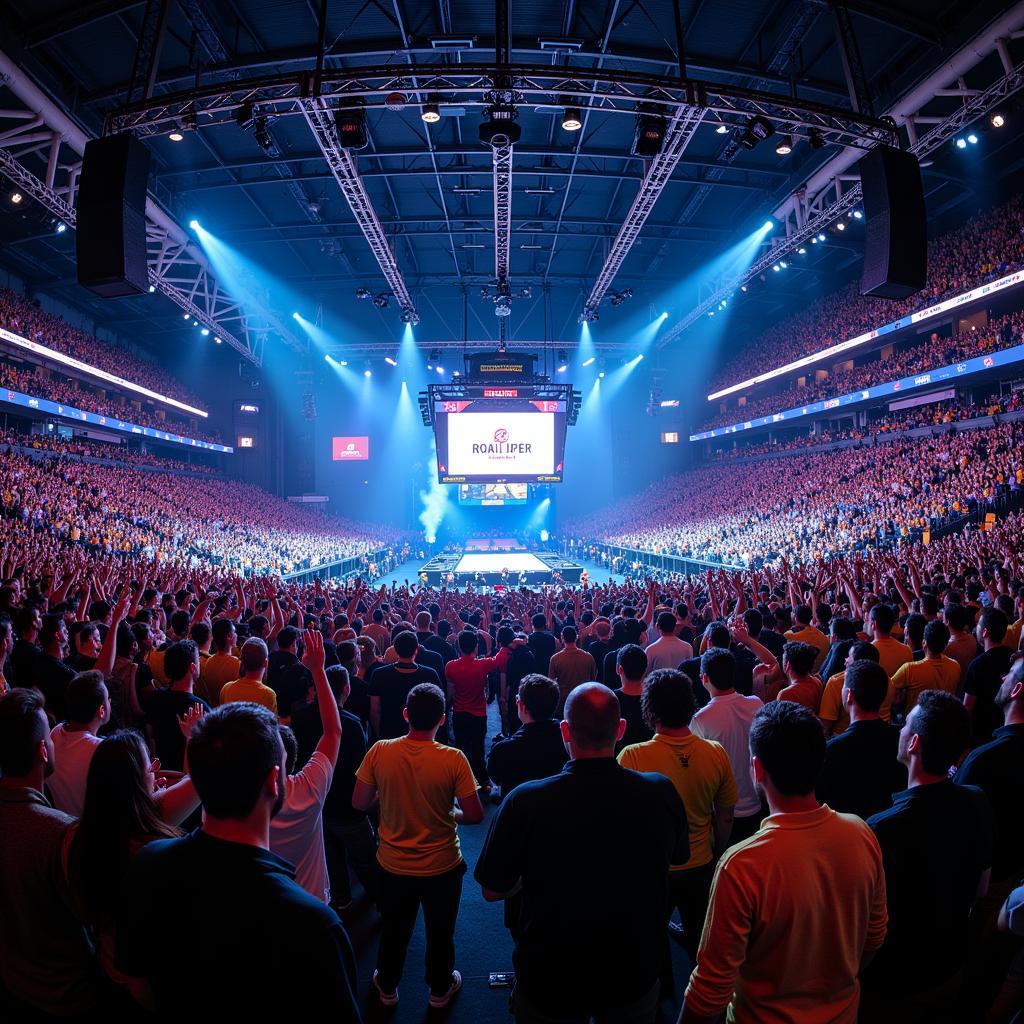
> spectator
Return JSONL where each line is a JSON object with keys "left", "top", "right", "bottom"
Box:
{"left": 476, "top": 683, "right": 689, "bottom": 1022}
{"left": 369, "top": 631, "right": 442, "bottom": 740}
{"left": 547, "top": 624, "right": 597, "bottom": 714}
{"left": 197, "top": 618, "right": 239, "bottom": 705}
{"left": 777, "top": 641, "right": 823, "bottom": 711}
{"left": 527, "top": 611, "right": 557, "bottom": 676}
{"left": 613, "top": 643, "right": 653, "bottom": 752}
{"left": 47, "top": 670, "right": 109, "bottom": 816}
{"left": 818, "top": 640, "right": 888, "bottom": 737}
{"left": 219, "top": 637, "right": 278, "bottom": 714}
{"left": 353, "top": 683, "right": 483, "bottom": 1008}
{"left": 863, "top": 691, "right": 992, "bottom": 1019}
{"left": 964, "top": 607, "right": 1013, "bottom": 745}
{"left": 816, "top": 660, "right": 906, "bottom": 820}
{"left": 892, "top": 619, "right": 960, "bottom": 714}
{"left": 785, "top": 604, "right": 830, "bottom": 672}
{"left": 681, "top": 701, "right": 888, "bottom": 1024}
{"left": 870, "top": 604, "right": 914, "bottom": 680}
{"left": 115, "top": 702, "right": 360, "bottom": 1017}
{"left": 142, "top": 639, "right": 210, "bottom": 772}
{"left": 33, "top": 612, "right": 75, "bottom": 722}
{"left": 645, "top": 610, "right": 694, "bottom": 671}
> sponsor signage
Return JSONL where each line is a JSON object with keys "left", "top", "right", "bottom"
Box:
{"left": 331, "top": 436, "right": 370, "bottom": 460}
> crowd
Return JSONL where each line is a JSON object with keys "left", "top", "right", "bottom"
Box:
{"left": 700, "top": 310, "right": 1024, "bottom": 433}
{"left": 2, "top": 513, "right": 1023, "bottom": 1021}
{"left": 709, "top": 192, "right": 1024, "bottom": 395}
{"left": 0, "top": 288, "right": 207, "bottom": 412}
{"left": 569, "top": 419, "right": 1024, "bottom": 566}
{"left": 0, "top": 357, "right": 221, "bottom": 445}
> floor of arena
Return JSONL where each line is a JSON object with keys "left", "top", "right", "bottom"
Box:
{"left": 373, "top": 556, "right": 621, "bottom": 588}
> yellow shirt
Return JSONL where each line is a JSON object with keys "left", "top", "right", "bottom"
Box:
{"left": 200, "top": 652, "right": 241, "bottom": 706}
{"left": 683, "top": 805, "right": 887, "bottom": 1024}
{"left": 219, "top": 676, "right": 278, "bottom": 714}
{"left": 356, "top": 737, "right": 478, "bottom": 876}
{"left": 618, "top": 733, "right": 737, "bottom": 870}
{"left": 146, "top": 649, "right": 169, "bottom": 688}
{"left": 785, "top": 625, "right": 831, "bottom": 672}
{"left": 1004, "top": 619, "right": 1023, "bottom": 652}
{"left": 872, "top": 636, "right": 913, "bottom": 680}
{"left": 819, "top": 671, "right": 894, "bottom": 735}
{"left": 891, "top": 656, "right": 960, "bottom": 712}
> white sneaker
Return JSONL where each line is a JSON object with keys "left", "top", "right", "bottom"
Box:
{"left": 372, "top": 970, "right": 399, "bottom": 1007}
{"left": 428, "top": 970, "right": 463, "bottom": 1008}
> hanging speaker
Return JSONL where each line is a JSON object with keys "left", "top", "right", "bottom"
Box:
{"left": 858, "top": 145, "right": 927, "bottom": 300}
{"left": 76, "top": 133, "right": 151, "bottom": 297}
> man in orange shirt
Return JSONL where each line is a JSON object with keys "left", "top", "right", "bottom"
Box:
{"left": 777, "top": 642, "right": 823, "bottom": 712}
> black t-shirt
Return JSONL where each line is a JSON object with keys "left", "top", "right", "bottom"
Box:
{"left": 142, "top": 689, "right": 211, "bottom": 772}
{"left": 504, "top": 647, "right": 536, "bottom": 706}
{"left": 964, "top": 646, "right": 1013, "bottom": 745}
{"left": 816, "top": 719, "right": 907, "bottom": 820}
{"left": 528, "top": 631, "right": 557, "bottom": 676}
{"left": 614, "top": 691, "right": 653, "bottom": 754}
{"left": 866, "top": 782, "right": 992, "bottom": 992}
{"left": 32, "top": 651, "right": 76, "bottom": 723}
{"left": 475, "top": 759, "right": 689, "bottom": 1014}
{"left": 9, "top": 638, "right": 40, "bottom": 688}
{"left": 584, "top": 639, "right": 611, "bottom": 684}
{"left": 368, "top": 662, "right": 441, "bottom": 739}
{"left": 757, "top": 628, "right": 786, "bottom": 664}
{"left": 116, "top": 830, "right": 359, "bottom": 1018}
{"left": 956, "top": 723, "right": 1024, "bottom": 880}
{"left": 487, "top": 720, "right": 568, "bottom": 796}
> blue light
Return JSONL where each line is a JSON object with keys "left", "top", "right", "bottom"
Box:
{"left": 955, "top": 137, "right": 967, "bottom": 149}
{"left": 598, "top": 371, "right": 605, "bottom": 378}
{"left": 364, "top": 369, "right": 372, "bottom": 378}
{"left": 200, "top": 328, "right": 209, "bottom": 336}
{"left": 557, "top": 364, "right": 567, "bottom": 373}
{"left": 539, "top": 529, "right": 550, "bottom": 542}
{"left": 762, "top": 220, "right": 775, "bottom": 232}
{"left": 853, "top": 210, "right": 863, "bottom": 219}
{"left": 55, "top": 221, "right": 66, "bottom": 234}
{"left": 435, "top": 365, "right": 445, "bottom": 375}
{"left": 292, "top": 311, "right": 300, "bottom": 320}
{"left": 582, "top": 356, "right": 595, "bottom": 367}
{"left": 967, "top": 133, "right": 978, "bottom": 145}
{"left": 189, "top": 219, "right": 200, "bottom": 230}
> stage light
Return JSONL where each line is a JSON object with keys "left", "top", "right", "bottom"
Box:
{"left": 384, "top": 356, "right": 397, "bottom": 366}
{"left": 797, "top": 247, "right": 806, "bottom": 254}
{"left": 235, "top": 102, "right": 255, "bottom": 131}
{"left": 399, "top": 308, "right": 418, "bottom": 324}
{"left": 201, "top": 328, "right": 209, "bottom": 336}
{"left": 168, "top": 130, "right": 184, "bottom": 142}
{"left": 762, "top": 219, "right": 775, "bottom": 232}
{"left": 557, "top": 349, "right": 568, "bottom": 363}
{"left": 183, "top": 313, "right": 191, "bottom": 319}
{"left": 811, "top": 237, "right": 817, "bottom": 243}
{"left": 372, "top": 294, "right": 389, "bottom": 309}
{"left": 254, "top": 116, "right": 280, "bottom": 157}
{"left": 967, "top": 133, "right": 978, "bottom": 145}
{"left": 775, "top": 135, "right": 792, "bottom": 156}
{"left": 214, "top": 337, "right": 222, "bottom": 344}
{"left": 716, "top": 123, "right": 728, "bottom": 134}
{"left": 355, "top": 287, "right": 371, "bottom": 300}
{"left": 582, "top": 356, "right": 595, "bottom": 367}
{"left": 10, "top": 191, "right": 23, "bottom": 204}
{"left": 955, "top": 137, "right": 967, "bottom": 149}
{"left": 562, "top": 107, "right": 582, "bottom": 131}
{"left": 540, "top": 529, "right": 549, "bottom": 542}
{"left": 991, "top": 112, "right": 1005, "bottom": 128}
{"left": 817, "top": 233, "right": 826, "bottom": 242}
{"left": 339, "top": 359, "right": 348, "bottom": 366}
{"left": 364, "top": 369, "right": 372, "bottom": 378}
{"left": 557, "top": 364, "right": 567, "bottom": 373}
{"left": 779, "top": 260, "right": 787, "bottom": 268}
{"left": 633, "top": 112, "right": 666, "bottom": 157}
{"left": 737, "top": 115, "right": 774, "bottom": 150}
{"left": 740, "top": 284, "right": 747, "bottom": 291}
{"left": 291, "top": 311, "right": 300, "bottom": 320}
{"left": 55, "top": 221, "right": 66, "bottom": 234}
{"left": 772, "top": 264, "right": 780, "bottom": 272}
{"left": 809, "top": 129, "right": 825, "bottom": 150}
{"left": 598, "top": 371, "right": 605, "bottom": 378}
{"left": 386, "top": 91, "right": 406, "bottom": 111}
{"left": 435, "top": 365, "right": 445, "bottom": 375}
{"left": 836, "top": 221, "right": 845, "bottom": 231}
{"left": 335, "top": 104, "right": 367, "bottom": 150}
{"left": 708, "top": 310, "right": 715, "bottom": 315}
{"left": 853, "top": 209, "right": 863, "bottom": 219}
{"left": 148, "top": 285, "right": 155, "bottom": 292}
{"left": 422, "top": 101, "right": 441, "bottom": 124}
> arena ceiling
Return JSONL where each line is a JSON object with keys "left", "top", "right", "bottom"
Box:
{"left": 0, "top": 0, "right": 1023, "bottom": 360}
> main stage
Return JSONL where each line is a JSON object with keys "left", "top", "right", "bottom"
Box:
{"left": 418, "top": 549, "right": 584, "bottom": 586}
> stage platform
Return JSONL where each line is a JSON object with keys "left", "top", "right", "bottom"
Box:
{"left": 418, "top": 549, "right": 584, "bottom": 586}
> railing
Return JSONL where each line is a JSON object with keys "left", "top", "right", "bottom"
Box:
{"left": 561, "top": 538, "right": 743, "bottom": 575}
{"left": 280, "top": 547, "right": 396, "bottom": 584}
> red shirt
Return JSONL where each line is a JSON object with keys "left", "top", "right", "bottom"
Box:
{"left": 444, "top": 647, "right": 511, "bottom": 716}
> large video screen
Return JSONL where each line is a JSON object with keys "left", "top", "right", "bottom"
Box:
{"left": 458, "top": 483, "right": 529, "bottom": 506}
{"left": 434, "top": 394, "right": 566, "bottom": 483}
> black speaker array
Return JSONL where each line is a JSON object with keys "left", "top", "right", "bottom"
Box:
{"left": 76, "top": 133, "right": 151, "bottom": 298}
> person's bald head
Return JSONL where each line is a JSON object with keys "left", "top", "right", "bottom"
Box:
{"left": 562, "top": 683, "right": 624, "bottom": 756}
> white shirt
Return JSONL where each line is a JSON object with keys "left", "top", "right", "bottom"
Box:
{"left": 691, "top": 691, "right": 764, "bottom": 817}
{"left": 644, "top": 634, "right": 694, "bottom": 672}
{"left": 48, "top": 725, "right": 103, "bottom": 817}
{"left": 270, "top": 750, "right": 334, "bottom": 903}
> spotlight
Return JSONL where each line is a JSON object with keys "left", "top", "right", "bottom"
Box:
{"left": 421, "top": 101, "right": 441, "bottom": 124}
{"left": 201, "top": 328, "right": 209, "bottom": 336}
{"left": 235, "top": 102, "right": 255, "bottom": 131}
{"left": 797, "top": 247, "right": 806, "bottom": 254}
{"left": 577, "top": 308, "right": 599, "bottom": 323}
{"left": 335, "top": 104, "right": 367, "bottom": 149}
{"left": 740, "top": 285, "right": 747, "bottom": 291}
{"left": 598, "top": 371, "right": 605, "bottom": 378}
{"left": 772, "top": 264, "right": 780, "bottom": 272}
{"left": 436, "top": 365, "right": 445, "bottom": 375}
{"left": 779, "top": 261, "right": 787, "bottom": 268}
{"left": 149, "top": 285, "right": 156, "bottom": 292}
{"left": 582, "top": 356, "right": 595, "bottom": 367}
{"left": 991, "top": 112, "right": 1005, "bottom": 128}
{"left": 480, "top": 99, "right": 521, "bottom": 147}
{"left": 737, "top": 115, "right": 774, "bottom": 150}
{"left": 55, "top": 221, "right": 66, "bottom": 233}
{"left": 494, "top": 294, "right": 512, "bottom": 317}
{"left": 384, "top": 356, "right": 398, "bottom": 366}
{"left": 254, "top": 116, "right": 280, "bottom": 157}
{"left": 561, "top": 106, "right": 582, "bottom": 132}
{"left": 399, "top": 308, "right": 419, "bottom": 324}
{"left": 168, "top": 129, "right": 184, "bottom": 142}
{"left": 339, "top": 359, "right": 348, "bottom": 366}
{"left": 811, "top": 237, "right": 818, "bottom": 244}
{"left": 557, "top": 349, "right": 568, "bottom": 364}
{"left": 557, "top": 364, "right": 567, "bottom": 373}
{"left": 775, "top": 135, "right": 792, "bottom": 156}
{"left": 632, "top": 111, "right": 666, "bottom": 157}
{"left": 853, "top": 209, "right": 863, "bottom": 219}
{"left": 363, "top": 360, "right": 373, "bottom": 378}
{"left": 808, "top": 129, "right": 826, "bottom": 150}
{"left": 955, "top": 137, "right": 967, "bottom": 149}
{"left": 10, "top": 191, "right": 23, "bottom": 204}
{"left": 967, "top": 133, "right": 978, "bottom": 145}
{"left": 817, "top": 233, "right": 826, "bottom": 242}
{"left": 183, "top": 313, "right": 191, "bottom": 319}
{"left": 385, "top": 91, "right": 406, "bottom": 111}
{"left": 372, "top": 294, "right": 389, "bottom": 309}
{"left": 291, "top": 311, "right": 300, "bottom": 320}
{"left": 762, "top": 219, "right": 775, "bottom": 232}
{"left": 355, "top": 287, "right": 372, "bottom": 300}
{"left": 715, "top": 123, "right": 729, "bottom": 134}
{"left": 214, "top": 337, "right": 222, "bottom": 344}
{"left": 189, "top": 219, "right": 200, "bottom": 230}
{"left": 836, "top": 221, "right": 845, "bottom": 231}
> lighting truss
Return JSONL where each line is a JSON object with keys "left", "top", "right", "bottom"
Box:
{"left": 491, "top": 135, "right": 514, "bottom": 293}
{"left": 657, "top": 50, "right": 1024, "bottom": 352}
{"left": 298, "top": 96, "right": 419, "bottom": 323}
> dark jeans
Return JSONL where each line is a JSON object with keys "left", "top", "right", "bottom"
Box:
{"left": 512, "top": 979, "right": 660, "bottom": 1024}
{"left": 453, "top": 711, "right": 489, "bottom": 786}
{"left": 376, "top": 861, "right": 467, "bottom": 996}
{"left": 323, "top": 814, "right": 380, "bottom": 905}
{"left": 668, "top": 862, "right": 715, "bottom": 960}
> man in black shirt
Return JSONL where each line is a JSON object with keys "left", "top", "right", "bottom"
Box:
{"left": 266, "top": 625, "right": 308, "bottom": 717}
{"left": 817, "top": 660, "right": 906, "bottom": 819}
{"left": 864, "top": 690, "right": 992, "bottom": 1017}
{"left": 415, "top": 610, "right": 455, "bottom": 668}
{"left": 744, "top": 608, "right": 785, "bottom": 667}
{"left": 10, "top": 605, "right": 41, "bottom": 688}
{"left": 612, "top": 644, "right": 653, "bottom": 753}
{"left": 498, "top": 625, "right": 536, "bottom": 735}
{"left": 527, "top": 613, "right": 557, "bottom": 677}
{"left": 601, "top": 619, "right": 631, "bottom": 691}
{"left": 368, "top": 631, "right": 441, "bottom": 739}
{"left": 583, "top": 619, "right": 612, "bottom": 686}
{"left": 142, "top": 640, "right": 211, "bottom": 772}
{"left": 488, "top": 674, "right": 567, "bottom": 799}
{"left": 964, "top": 608, "right": 1013, "bottom": 746}
{"left": 476, "top": 683, "right": 689, "bottom": 1021}
{"left": 32, "top": 613, "right": 75, "bottom": 723}
{"left": 116, "top": 702, "right": 361, "bottom": 1019}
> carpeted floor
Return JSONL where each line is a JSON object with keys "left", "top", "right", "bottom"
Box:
{"left": 341, "top": 702, "right": 693, "bottom": 1022}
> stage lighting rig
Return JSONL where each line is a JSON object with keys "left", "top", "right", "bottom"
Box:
{"left": 737, "top": 115, "right": 775, "bottom": 150}
{"left": 479, "top": 88, "right": 522, "bottom": 147}
{"left": 253, "top": 114, "right": 280, "bottom": 157}
{"left": 235, "top": 102, "right": 256, "bottom": 131}
{"left": 578, "top": 308, "right": 599, "bottom": 324}
{"left": 335, "top": 103, "right": 367, "bottom": 150}
{"left": 609, "top": 288, "right": 633, "bottom": 307}
{"left": 372, "top": 294, "right": 390, "bottom": 309}
{"left": 632, "top": 108, "right": 666, "bottom": 158}
{"left": 480, "top": 284, "right": 531, "bottom": 317}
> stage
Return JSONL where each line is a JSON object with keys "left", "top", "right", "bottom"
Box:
{"left": 417, "top": 549, "right": 585, "bottom": 586}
